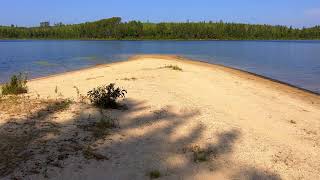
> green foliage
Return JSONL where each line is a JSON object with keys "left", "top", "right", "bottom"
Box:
{"left": 87, "top": 83, "right": 127, "bottom": 109}
{"left": 34, "top": 99, "right": 73, "bottom": 119}
{"left": 1, "top": 17, "right": 320, "bottom": 40}
{"left": 1, "top": 73, "right": 28, "bottom": 95}
{"left": 93, "top": 115, "right": 117, "bottom": 138}
{"left": 49, "top": 99, "right": 73, "bottom": 112}
{"left": 78, "top": 112, "right": 118, "bottom": 139}
{"left": 193, "top": 150, "right": 209, "bottom": 162}
{"left": 191, "top": 145, "right": 211, "bottom": 163}
{"left": 148, "top": 170, "right": 161, "bottom": 179}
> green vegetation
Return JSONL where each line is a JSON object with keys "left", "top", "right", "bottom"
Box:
{"left": 73, "top": 86, "right": 87, "bottom": 103}
{"left": 189, "top": 145, "right": 212, "bottom": 163}
{"left": 1, "top": 17, "right": 320, "bottom": 40}
{"left": 161, "top": 65, "right": 183, "bottom": 71}
{"left": 92, "top": 115, "right": 118, "bottom": 138}
{"left": 148, "top": 170, "right": 161, "bottom": 179}
{"left": 1, "top": 73, "right": 28, "bottom": 95}
{"left": 87, "top": 83, "right": 127, "bottom": 109}
{"left": 121, "top": 77, "right": 137, "bottom": 81}
{"left": 193, "top": 149, "right": 210, "bottom": 162}
{"left": 78, "top": 110, "right": 118, "bottom": 139}
{"left": 48, "top": 99, "right": 73, "bottom": 112}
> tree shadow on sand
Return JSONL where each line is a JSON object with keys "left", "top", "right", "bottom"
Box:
{"left": 0, "top": 98, "right": 73, "bottom": 177}
{"left": 0, "top": 97, "right": 281, "bottom": 179}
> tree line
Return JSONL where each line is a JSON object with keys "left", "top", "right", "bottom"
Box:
{"left": 1, "top": 17, "right": 320, "bottom": 40}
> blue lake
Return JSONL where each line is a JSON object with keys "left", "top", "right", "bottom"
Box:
{"left": 0, "top": 40, "right": 319, "bottom": 93}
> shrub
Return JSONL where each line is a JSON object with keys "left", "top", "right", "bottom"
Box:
{"left": 1, "top": 73, "right": 28, "bottom": 95}
{"left": 87, "top": 83, "right": 127, "bottom": 109}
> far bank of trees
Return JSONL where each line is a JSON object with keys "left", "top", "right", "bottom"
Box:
{"left": 1, "top": 17, "right": 320, "bottom": 40}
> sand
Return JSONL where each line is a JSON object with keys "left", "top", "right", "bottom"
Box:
{"left": 1, "top": 55, "right": 320, "bottom": 180}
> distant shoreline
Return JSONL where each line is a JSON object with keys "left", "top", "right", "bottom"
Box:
{"left": 1, "top": 38, "right": 320, "bottom": 41}
{"left": 1, "top": 17, "right": 320, "bottom": 40}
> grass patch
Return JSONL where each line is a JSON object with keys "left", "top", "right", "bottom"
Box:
{"left": 92, "top": 115, "right": 117, "bottom": 138}
{"left": 31, "top": 99, "right": 72, "bottom": 119}
{"left": 73, "top": 86, "right": 87, "bottom": 103}
{"left": 289, "top": 120, "right": 297, "bottom": 124}
{"left": 148, "top": 170, "right": 161, "bottom": 179}
{"left": 78, "top": 112, "right": 118, "bottom": 139}
{"left": 193, "top": 150, "right": 209, "bottom": 162}
{"left": 160, "top": 65, "right": 183, "bottom": 71}
{"left": 0, "top": 95, "right": 37, "bottom": 115}
{"left": 86, "top": 76, "right": 104, "bottom": 81}
{"left": 188, "top": 145, "right": 212, "bottom": 163}
{"left": 0, "top": 95, "right": 72, "bottom": 117}
{"left": 0, "top": 133, "right": 34, "bottom": 176}
{"left": 0, "top": 98, "right": 71, "bottom": 177}
{"left": 47, "top": 99, "right": 73, "bottom": 112}
{"left": 87, "top": 83, "right": 127, "bottom": 109}
{"left": 121, "top": 77, "right": 137, "bottom": 81}
{"left": 1, "top": 73, "right": 28, "bottom": 95}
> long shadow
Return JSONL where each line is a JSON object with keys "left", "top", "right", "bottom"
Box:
{"left": 232, "top": 167, "right": 281, "bottom": 180}
{"left": 0, "top": 97, "right": 281, "bottom": 179}
{"left": 71, "top": 98, "right": 281, "bottom": 180}
{"left": 0, "top": 98, "right": 72, "bottom": 177}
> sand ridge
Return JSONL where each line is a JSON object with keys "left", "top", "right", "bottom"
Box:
{"left": 1, "top": 55, "right": 320, "bottom": 179}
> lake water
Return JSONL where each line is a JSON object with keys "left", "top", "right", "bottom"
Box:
{"left": 0, "top": 40, "right": 319, "bottom": 94}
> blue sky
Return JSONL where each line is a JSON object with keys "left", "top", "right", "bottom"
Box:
{"left": 1, "top": 0, "right": 320, "bottom": 27}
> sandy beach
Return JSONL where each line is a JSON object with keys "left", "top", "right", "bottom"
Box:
{"left": 1, "top": 55, "right": 320, "bottom": 180}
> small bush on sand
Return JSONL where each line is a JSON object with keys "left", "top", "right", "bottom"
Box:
{"left": 148, "top": 170, "right": 161, "bottom": 179}
{"left": 87, "top": 83, "right": 127, "bottom": 109}
{"left": 1, "top": 73, "right": 28, "bottom": 95}
{"left": 161, "top": 65, "right": 182, "bottom": 71}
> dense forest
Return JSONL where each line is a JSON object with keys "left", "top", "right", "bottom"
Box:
{"left": 1, "top": 17, "right": 320, "bottom": 40}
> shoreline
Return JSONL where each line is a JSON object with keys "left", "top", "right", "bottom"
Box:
{"left": 2, "top": 39, "right": 320, "bottom": 42}
{"left": 25, "top": 54, "right": 319, "bottom": 105}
